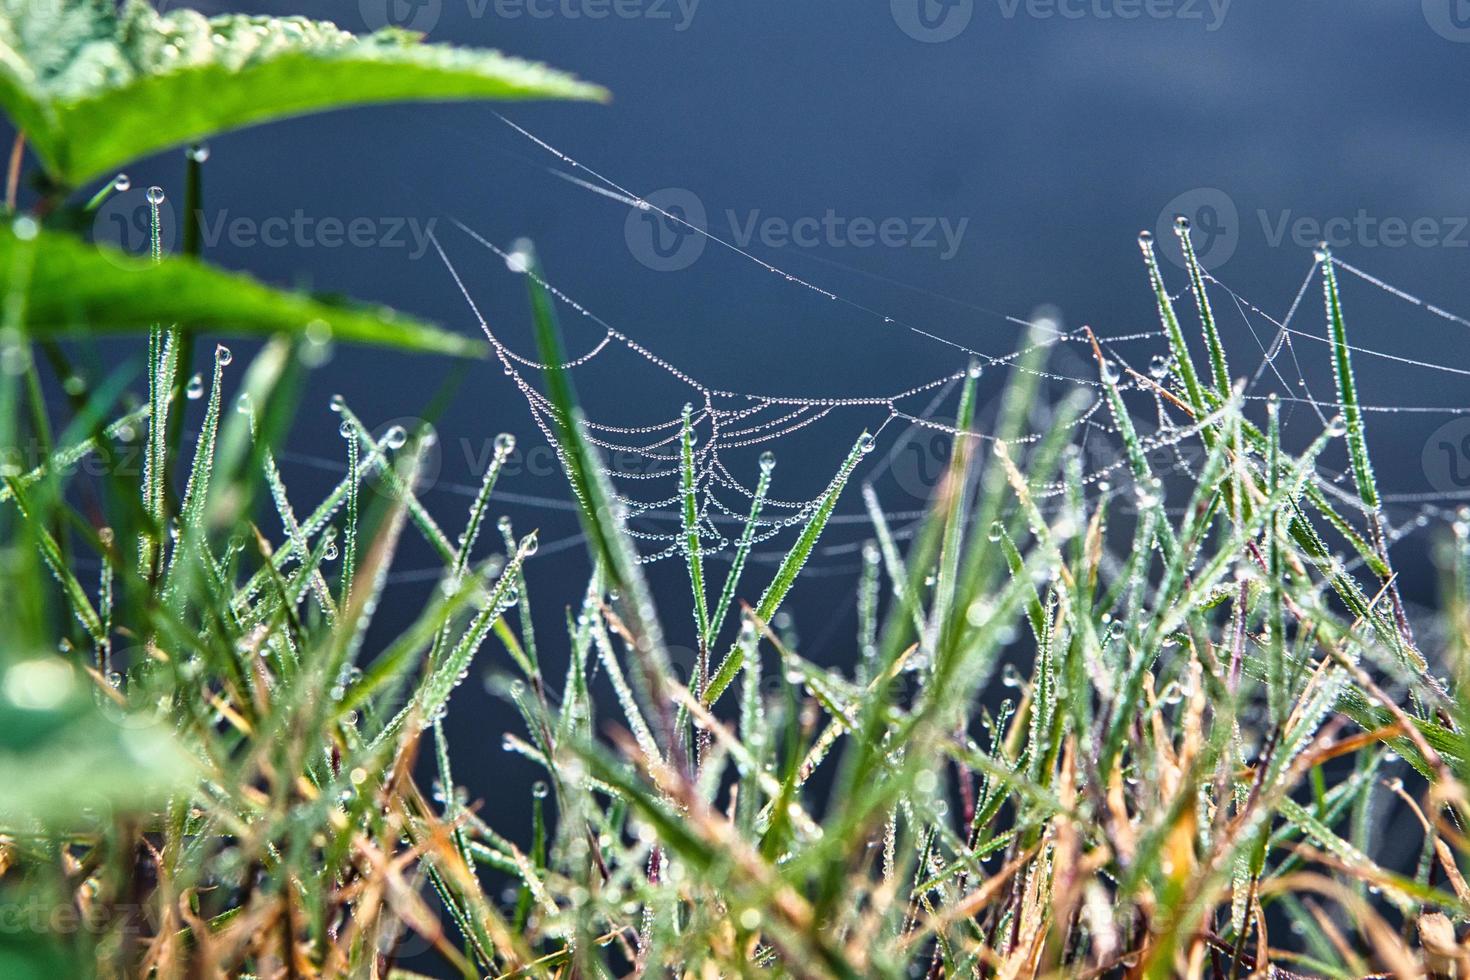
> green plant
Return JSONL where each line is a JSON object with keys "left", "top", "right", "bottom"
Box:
{"left": 4, "top": 3, "right": 1470, "bottom": 978}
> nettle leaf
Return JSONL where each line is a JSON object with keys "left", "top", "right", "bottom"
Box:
{"left": 0, "top": 223, "right": 488, "bottom": 356}
{"left": 0, "top": 0, "right": 607, "bottom": 186}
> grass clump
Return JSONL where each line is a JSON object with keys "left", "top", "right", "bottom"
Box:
{"left": 3, "top": 216, "right": 1470, "bottom": 979}
{"left": 3, "top": 3, "right": 1470, "bottom": 976}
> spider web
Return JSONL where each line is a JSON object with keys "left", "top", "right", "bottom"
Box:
{"left": 285, "top": 113, "right": 1470, "bottom": 587}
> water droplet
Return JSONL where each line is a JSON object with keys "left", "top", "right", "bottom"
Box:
{"left": 187, "top": 143, "right": 210, "bottom": 163}
{"left": 323, "top": 541, "right": 339, "bottom": 561}
{"left": 494, "top": 432, "right": 516, "bottom": 455}
{"left": 1100, "top": 359, "right": 1121, "bottom": 384}
{"left": 146, "top": 186, "right": 165, "bottom": 206}
{"left": 967, "top": 361, "right": 983, "bottom": 380}
{"left": 1148, "top": 354, "right": 1171, "bottom": 379}
{"left": 497, "top": 516, "right": 513, "bottom": 535}
{"left": 531, "top": 780, "right": 549, "bottom": 799}
{"left": 859, "top": 433, "right": 876, "bottom": 455}
{"left": 185, "top": 374, "right": 204, "bottom": 399}
{"left": 235, "top": 392, "right": 252, "bottom": 413}
{"left": 113, "top": 174, "right": 131, "bottom": 192}
{"left": 215, "top": 344, "right": 232, "bottom": 366}
{"left": 339, "top": 420, "right": 354, "bottom": 438}
{"left": 519, "top": 531, "right": 539, "bottom": 557}
{"left": 759, "top": 450, "right": 776, "bottom": 474}
{"left": 329, "top": 393, "right": 346, "bottom": 413}
{"left": 1173, "top": 214, "right": 1191, "bottom": 235}
{"left": 987, "top": 521, "right": 1004, "bottom": 543}
{"left": 384, "top": 425, "right": 407, "bottom": 450}
{"left": 1137, "top": 230, "right": 1154, "bottom": 246}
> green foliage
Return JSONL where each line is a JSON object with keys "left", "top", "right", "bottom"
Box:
{"left": 4, "top": 222, "right": 1470, "bottom": 978}
{"left": 0, "top": 0, "right": 605, "bottom": 186}
{"left": 0, "top": 223, "right": 486, "bottom": 355}
{"left": 2, "top": 3, "right": 1469, "bottom": 977}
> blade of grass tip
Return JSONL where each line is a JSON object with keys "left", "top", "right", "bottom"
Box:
{"left": 419, "top": 540, "right": 532, "bottom": 723}
{"left": 161, "top": 343, "right": 232, "bottom": 606}
{"left": 141, "top": 323, "right": 178, "bottom": 580}
{"left": 495, "top": 516, "right": 541, "bottom": 677}
{"left": 261, "top": 437, "right": 338, "bottom": 628}
{"left": 521, "top": 240, "right": 671, "bottom": 673}
{"left": 1139, "top": 230, "right": 1209, "bottom": 420}
{"left": 1174, "top": 216, "right": 1231, "bottom": 395}
{"left": 708, "top": 451, "right": 772, "bottom": 643}
{"left": 176, "top": 343, "right": 230, "bottom": 531}
{"left": 1319, "top": 245, "right": 1417, "bottom": 652}
{"left": 202, "top": 337, "right": 302, "bottom": 532}
{"left": 340, "top": 424, "right": 360, "bottom": 608}
{"left": 337, "top": 407, "right": 456, "bottom": 566}
{"left": 930, "top": 363, "right": 980, "bottom": 664}
{"left": 426, "top": 437, "right": 514, "bottom": 666}
{"left": 862, "top": 481, "right": 925, "bottom": 639}
{"left": 703, "top": 431, "right": 868, "bottom": 707}
{"left": 1084, "top": 326, "right": 1177, "bottom": 561}
{"left": 679, "top": 402, "right": 711, "bottom": 651}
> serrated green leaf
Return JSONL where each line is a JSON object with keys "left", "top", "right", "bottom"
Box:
{"left": 0, "top": 0, "right": 607, "bottom": 185}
